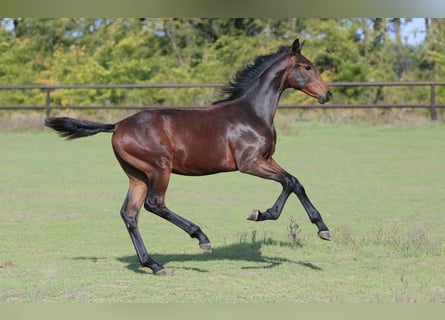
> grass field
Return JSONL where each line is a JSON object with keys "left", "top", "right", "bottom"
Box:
{"left": 1, "top": 122, "right": 444, "bottom": 302}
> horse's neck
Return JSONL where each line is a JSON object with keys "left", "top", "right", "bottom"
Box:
{"left": 243, "top": 66, "right": 287, "bottom": 126}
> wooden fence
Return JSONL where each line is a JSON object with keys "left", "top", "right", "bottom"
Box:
{"left": 0, "top": 81, "right": 444, "bottom": 121}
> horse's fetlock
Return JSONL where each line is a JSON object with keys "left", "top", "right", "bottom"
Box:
{"left": 310, "top": 217, "right": 320, "bottom": 224}
{"left": 189, "top": 225, "right": 202, "bottom": 238}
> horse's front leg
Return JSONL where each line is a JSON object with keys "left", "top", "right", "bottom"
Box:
{"left": 286, "top": 173, "right": 330, "bottom": 240}
{"left": 242, "top": 158, "right": 331, "bottom": 240}
{"left": 246, "top": 181, "right": 292, "bottom": 221}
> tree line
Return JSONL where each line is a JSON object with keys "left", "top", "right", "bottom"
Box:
{"left": 0, "top": 18, "right": 444, "bottom": 111}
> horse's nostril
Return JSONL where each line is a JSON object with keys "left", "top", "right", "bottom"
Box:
{"left": 326, "top": 90, "right": 332, "bottom": 99}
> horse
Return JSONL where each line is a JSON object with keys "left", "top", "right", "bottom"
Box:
{"left": 45, "top": 38, "right": 332, "bottom": 275}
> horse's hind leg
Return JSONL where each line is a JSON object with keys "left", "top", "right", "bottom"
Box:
{"left": 144, "top": 170, "right": 213, "bottom": 252}
{"left": 120, "top": 178, "right": 166, "bottom": 275}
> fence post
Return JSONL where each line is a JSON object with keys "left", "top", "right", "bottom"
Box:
{"left": 430, "top": 83, "right": 437, "bottom": 121}
{"left": 45, "top": 87, "right": 51, "bottom": 117}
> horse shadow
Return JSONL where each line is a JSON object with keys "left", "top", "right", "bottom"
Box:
{"left": 115, "top": 241, "right": 323, "bottom": 275}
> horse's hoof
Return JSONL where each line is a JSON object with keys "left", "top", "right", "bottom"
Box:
{"left": 247, "top": 209, "right": 259, "bottom": 221}
{"left": 154, "top": 269, "right": 167, "bottom": 276}
{"left": 199, "top": 242, "right": 213, "bottom": 253}
{"left": 154, "top": 268, "right": 176, "bottom": 276}
{"left": 318, "top": 230, "right": 331, "bottom": 241}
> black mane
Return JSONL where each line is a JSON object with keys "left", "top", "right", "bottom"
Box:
{"left": 213, "top": 45, "right": 291, "bottom": 104}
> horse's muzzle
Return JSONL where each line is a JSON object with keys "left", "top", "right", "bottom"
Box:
{"left": 319, "top": 90, "right": 332, "bottom": 104}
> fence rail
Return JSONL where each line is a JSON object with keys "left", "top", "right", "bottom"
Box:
{"left": 1, "top": 81, "right": 444, "bottom": 120}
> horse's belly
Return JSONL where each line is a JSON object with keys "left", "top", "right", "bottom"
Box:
{"left": 172, "top": 146, "right": 237, "bottom": 176}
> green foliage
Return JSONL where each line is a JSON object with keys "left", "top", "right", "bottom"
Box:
{"left": 1, "top": 18, "right": 445, "bottom": 109}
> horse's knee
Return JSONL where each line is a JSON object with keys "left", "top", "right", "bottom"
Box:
{"left": 285, "top": 176, "right": 305, "bottom": 194}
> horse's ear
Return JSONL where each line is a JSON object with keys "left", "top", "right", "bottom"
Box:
{"left": 291, "top": 38, "right": 305, "bottom": 54}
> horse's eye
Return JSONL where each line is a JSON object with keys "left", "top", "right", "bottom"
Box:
{"left": 304, "top": 65, "right": 312, "bottom": 71}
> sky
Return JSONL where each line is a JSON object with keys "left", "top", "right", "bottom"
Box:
{"left": 401, "top": 18, "right": 425, "bottom": 44}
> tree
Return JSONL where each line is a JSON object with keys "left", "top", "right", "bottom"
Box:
{"left": 0, "top": 18, "right": 443, "bottom": 113}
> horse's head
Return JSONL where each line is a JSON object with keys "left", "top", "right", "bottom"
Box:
{"left": 286, "top": 38, "right": 332, "bottom": 104}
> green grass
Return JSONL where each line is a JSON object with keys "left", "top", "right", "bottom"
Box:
{"left": 1, "top": 123, "right": 444, "bottom": 302}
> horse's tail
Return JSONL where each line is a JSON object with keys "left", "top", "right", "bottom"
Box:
{"left": 44, "top": 117, "right": 115, "bottom": 140}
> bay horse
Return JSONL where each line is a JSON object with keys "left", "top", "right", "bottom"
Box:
{"left": 45, "top": 38, "right": 332, "bottom": 275}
